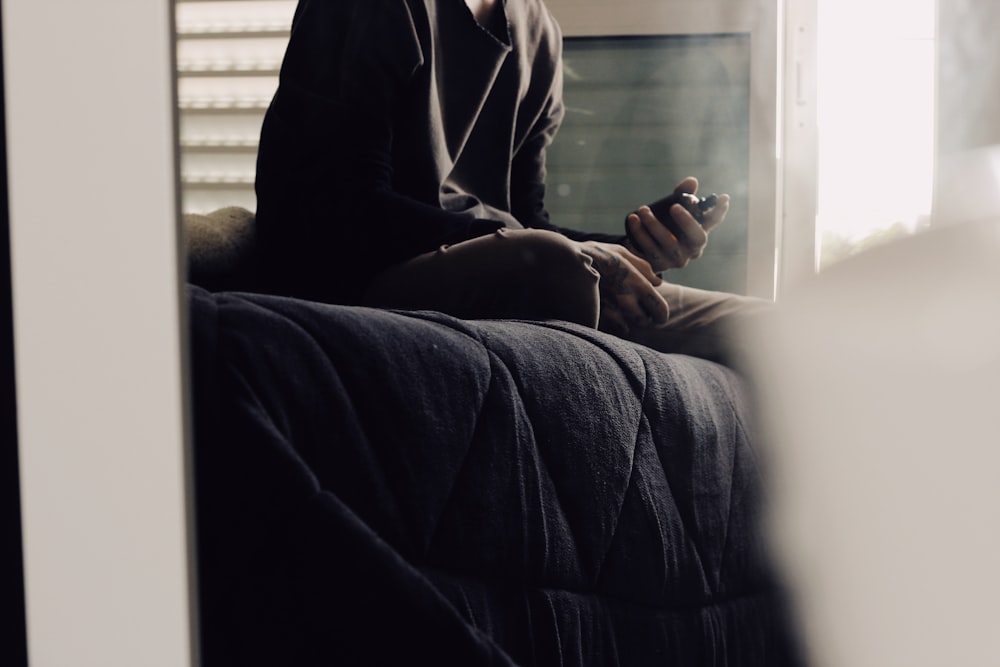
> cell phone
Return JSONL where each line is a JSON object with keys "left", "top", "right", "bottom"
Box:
{"left": 625, "top": 192, "right": 719, "bottom": 248}
{"left": 644, "top": 192, "right": 719, "bottom": 226}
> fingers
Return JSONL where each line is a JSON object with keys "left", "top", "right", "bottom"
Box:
{"left": 598, "top": 285, "right": 670, "bottom": 334}
{"left": 669, "top": 176, "right": 730, "bottom": 234}
{"left": 637, "top": 288, "right": 670, "bottom": 326}
{"left": 582, "top": 242, "right": 670, "bottom": 328}
{"left": 699, "top": 192, "right": 730, "bottom": 233}
{"left": 627, "top": 178, "right": 728, "bottom": 270}
{"left": 631, "top": 205, "right": 703, "bottom": 269}
{"left": 673, "top": 176, "right": 699, "bottom": 195}
{"left": 667, "top": 204, "right": 709, "bottom": 259}
{"left": 627, "top": 210, "right": 672, "bottom": 268}
{"left": 606, "top": 268, "right": 669, "bottom": 328}
{"left": 597, "top": 299, "right": 630, "bottom": 337}
{"left": 618, "top": 241, "right": 662, "bottom": 286}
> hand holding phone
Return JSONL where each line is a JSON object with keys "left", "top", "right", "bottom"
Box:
{"left": 644, "top": 192, "right": 719, "bottom": 226}
{"left": 624, "top": 177, "right": 727, "bottom": 272}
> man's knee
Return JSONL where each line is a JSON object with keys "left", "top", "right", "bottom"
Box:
{"left": 501, "top": 229, "right": 596, "bottom": 279}
{"left": 500, "top": 230, "right": 600, "bottom": 327}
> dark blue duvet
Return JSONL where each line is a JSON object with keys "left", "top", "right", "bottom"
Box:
{"left": 188, "top": 286, "right": 799, "bottom": 665}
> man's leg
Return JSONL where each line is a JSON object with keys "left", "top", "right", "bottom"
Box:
{"left": 626, "top": 282, "right": 774, "bottom": 367}
{"left": 363, "top": 228, "right": 602, "bottom": 327}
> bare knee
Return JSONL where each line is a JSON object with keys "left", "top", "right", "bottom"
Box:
{"left": 500, "top": 230, "right": 597, "bottom": 279}
{"left": 500, "top": 230, "right": 601, "bottom": 327}
{"left": 366, "top": 229, "right": 601, "bottom": 327}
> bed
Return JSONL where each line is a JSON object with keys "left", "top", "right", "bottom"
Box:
{"left": 186, "top": 208, "right": 801, "bottom": 665}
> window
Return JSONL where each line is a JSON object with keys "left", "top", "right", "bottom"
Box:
{"left": 174, "top": 0, "right": 295, "bottom": 214}
{"left": 813, "top": 0, "right": 936, "bottom": 269}
{"left": 547, "top": 35, "right": 753, "bottom": 294}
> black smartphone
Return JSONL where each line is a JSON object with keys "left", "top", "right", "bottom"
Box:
{"left": 625, "top": 192, "right": 719, "bottom": 248}
{"left": 644, "top": 192, "right": 718, "bottom": 226}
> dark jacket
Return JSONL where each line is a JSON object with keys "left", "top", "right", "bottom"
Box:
{"left": 255, "top": 0, "right": 622, "bottom": 304}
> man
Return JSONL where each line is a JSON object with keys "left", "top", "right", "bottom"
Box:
{"left": 254, "top": 0, "right": 757, "bottom": 352}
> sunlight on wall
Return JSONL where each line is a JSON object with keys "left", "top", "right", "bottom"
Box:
{"left": 816, "top": 0, "right": 936, "bottom": 268}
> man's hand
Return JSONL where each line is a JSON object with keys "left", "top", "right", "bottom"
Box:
{"left": 578, "top": 240, "right": 670, "bottom": 336}
{"left": 625, "top": 176, "right": 730, "bottom": 273}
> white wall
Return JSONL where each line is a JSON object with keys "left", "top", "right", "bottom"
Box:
{"left": 3, "top": 0, "right": 195, "bottom": 664}
{"left": 754, "top": 218, "right": 1000, "bottom": 667}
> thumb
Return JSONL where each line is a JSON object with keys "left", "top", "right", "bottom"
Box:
{"left": 673, "top": 176, "right": 699, "bottom": 195}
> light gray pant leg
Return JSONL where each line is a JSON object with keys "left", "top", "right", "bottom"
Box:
{"left": 627, "top": 282, "right": 774, "bottom": 367}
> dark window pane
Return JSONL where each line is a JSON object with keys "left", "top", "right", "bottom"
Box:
{"left": 547, "top": 34, "right": 751, "bottom": 293}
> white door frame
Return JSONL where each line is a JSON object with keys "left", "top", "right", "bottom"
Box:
{"left": 3, "top": 0, "right": 197, "bottom": 663}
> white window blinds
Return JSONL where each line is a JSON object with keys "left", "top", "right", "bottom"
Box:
{"left": 174, "top": 0, "right": 295, "bottom": 214}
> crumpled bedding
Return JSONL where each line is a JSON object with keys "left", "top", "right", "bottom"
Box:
{"left": 188, "top": 285, "right": 799, "bottom": 665}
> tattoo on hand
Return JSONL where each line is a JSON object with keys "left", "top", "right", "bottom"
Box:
{"left": 587, "top": 246, "right": 633, "bottom": 296}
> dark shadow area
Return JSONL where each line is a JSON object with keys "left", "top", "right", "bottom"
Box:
{"left": 0, "top": 3, "right": 30, "bottom": 664}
